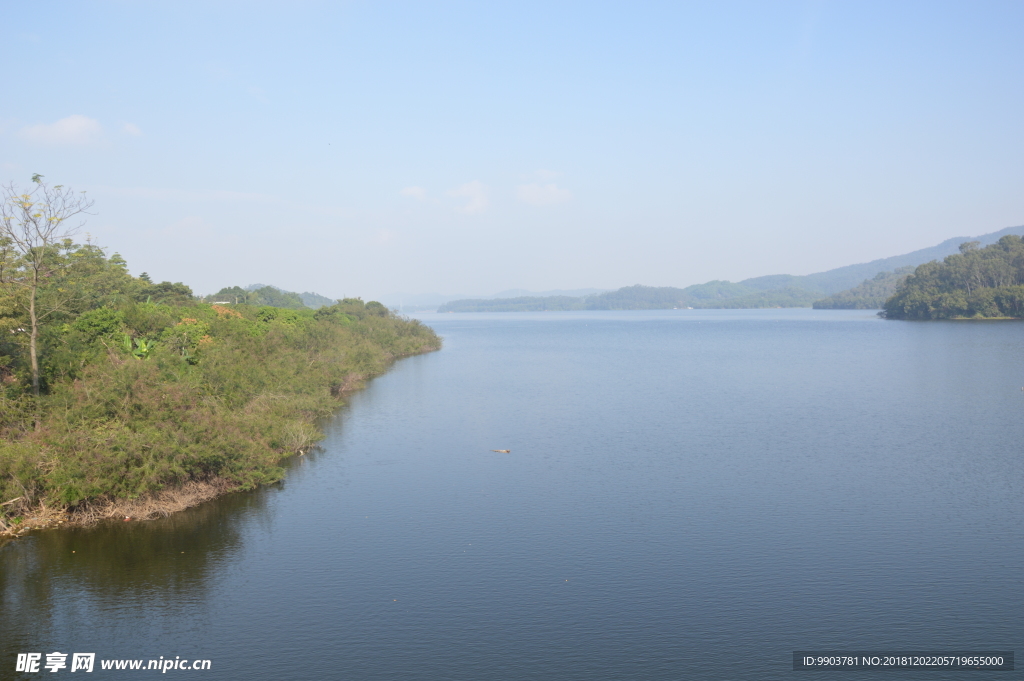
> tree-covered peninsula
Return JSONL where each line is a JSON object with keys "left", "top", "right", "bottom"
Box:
{"left": 0, "top": 183, "right": 439, "bottom": 534}
{"left": 882, "top": 236, "right": 1024, "bottom": 319}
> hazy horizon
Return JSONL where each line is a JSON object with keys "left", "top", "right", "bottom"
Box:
{"left": 3, "top": 1, "right": 1023, "bottom": 301}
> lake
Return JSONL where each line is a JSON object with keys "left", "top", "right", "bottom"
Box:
{"left": 2, "top": 309, "right": 1022, "bottom": 679}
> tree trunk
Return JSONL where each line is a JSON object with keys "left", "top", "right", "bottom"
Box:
{"left": 29, "top": 283, "right": 39, "bottom": 397}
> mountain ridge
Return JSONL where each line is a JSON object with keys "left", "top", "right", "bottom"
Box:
{"left": 438, "top": 225, "right": 1024, "bottom": 312}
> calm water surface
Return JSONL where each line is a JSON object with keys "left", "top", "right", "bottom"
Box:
{"left": 2, "top": 310, "right": 1022, "bottom": 679}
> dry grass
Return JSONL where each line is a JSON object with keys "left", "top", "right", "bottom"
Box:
{"left": 0, "top": 478, "right": 236, "bottom": 537}
{"left": 69, "top": 478, "right": 237, "bottom": 523}
{"left": 0, "top": 501, "right": 66, "bottom": 536}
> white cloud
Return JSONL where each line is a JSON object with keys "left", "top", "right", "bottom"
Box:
{"left": 447, "top": 180, "right": 489, "bottom": 214}
{"left": 401, "top": 186, "right": 427, "bottom": 200}
{"left": 122, "top": 122, "right": 142, "bottom": 137}
{"left": 20, "top": 115, "right": 102, "bottom": 145}
{"left": 516, "top": 182, "right": 572, "bottom": 206}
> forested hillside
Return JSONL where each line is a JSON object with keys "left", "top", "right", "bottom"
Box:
{"left": 813, "top": 267, "right": 915, "bottom": 309}
{"left": 883, "top": 236, "right": 1024, "bottom": 319}
{"left": 0, "top": 220, "right": 438, "bottom": 532}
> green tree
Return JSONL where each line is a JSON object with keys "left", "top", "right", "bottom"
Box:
{"left": 883, "top": 235, "right": 1024, "bottom": 319}
{"left": 0, "top": 177, "right": 95, "bottom": 395}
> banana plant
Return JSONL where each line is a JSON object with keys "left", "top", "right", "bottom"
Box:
{"left": 122, "top": 334, "right": 152, "bottom": 359}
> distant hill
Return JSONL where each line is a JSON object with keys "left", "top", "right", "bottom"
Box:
{"left": 812, "top": 267, "right": 916, "bottom": 309}
{"left": 379, "top": 288, "right": 610, "bottom": 312}
{"left": 205, "top": 284, "right": 336, "bottom": 309}
{"left": 438, "top": 225, "right": 1024, "bottom": 312}
{"left": 796, "top": 225, "right": 1024, "bottom": 294}
{"left": 439, "top": 285, "right": 822, "bottom": 312}
{"left": 489, "top": 288, "right": 609, "bottom": 299}
{"left": 298, "top": 291, "right": 336, "bottom": 309}
{"left": 439, "top": 296, "right": 587, "bottom": 313}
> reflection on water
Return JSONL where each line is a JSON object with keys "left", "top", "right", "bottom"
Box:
{"left": 0, "top": 484, "right": 274, "bottom": 661}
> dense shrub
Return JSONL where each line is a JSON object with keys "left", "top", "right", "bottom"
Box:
{"left": 0, "top": 250, "right": 440, "bottom": 522}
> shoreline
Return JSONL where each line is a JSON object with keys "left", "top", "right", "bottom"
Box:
{"left": 0, "top": 347, "right": 439, "bottom": 543}
{"left": 0, "top": 478, "right": 236, "bottom": 540}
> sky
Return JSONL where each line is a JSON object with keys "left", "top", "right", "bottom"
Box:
{"left": 2, "top": 1, "right": 1023, "bottom": 300}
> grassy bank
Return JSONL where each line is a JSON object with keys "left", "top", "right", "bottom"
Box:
{"left": 0, "top": 270, "right": 440, "bottom": 535}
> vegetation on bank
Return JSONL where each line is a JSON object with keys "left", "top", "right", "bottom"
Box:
{"left": 813, "top": 267, "right": 915, "bottom": 309}
{"left": 882, "top": 236, "right": 1024, "bottom": 319}
{"left": 0, "top": 181, "right": 439, "bottom": 531}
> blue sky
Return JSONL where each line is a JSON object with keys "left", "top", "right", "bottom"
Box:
{"left": 2, "top": 1, "right": 1022, "bottom": 300}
